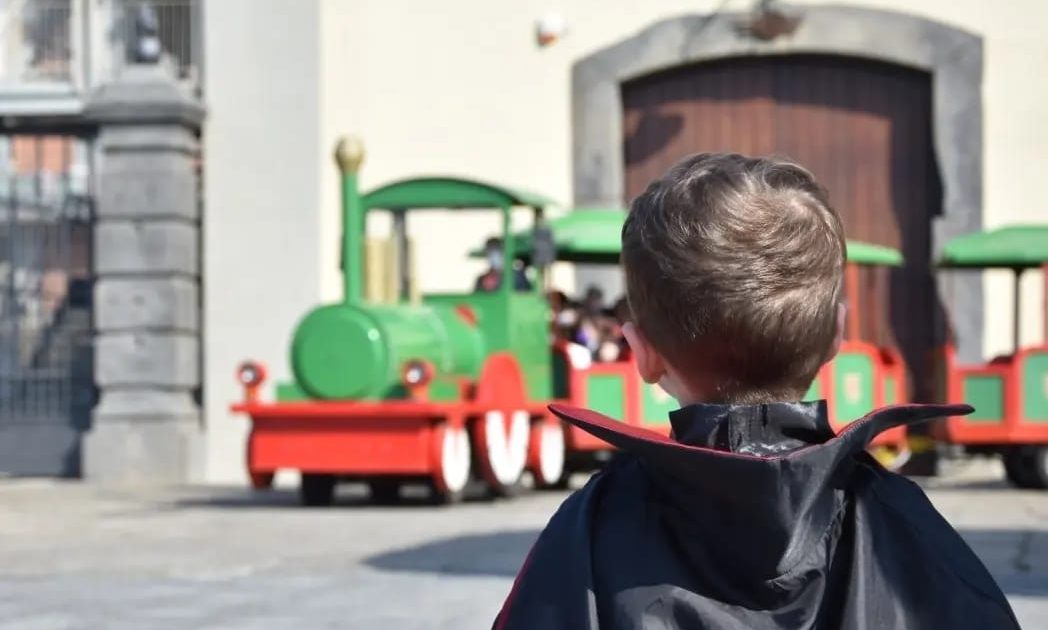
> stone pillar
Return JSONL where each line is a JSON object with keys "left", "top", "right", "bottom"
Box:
{"left": 82, "top": 60, "right": 205, "bottom": 482}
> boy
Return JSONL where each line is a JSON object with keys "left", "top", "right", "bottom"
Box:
{"left": 493, "top": 154, "right": 1019, "bottom": 629}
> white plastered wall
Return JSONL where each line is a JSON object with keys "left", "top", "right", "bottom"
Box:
{"left": 201, "top": 0, "right": 323, "bottom": 482}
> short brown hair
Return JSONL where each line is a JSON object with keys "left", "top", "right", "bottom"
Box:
{"left": 622, "top": 153, "right": 845, "bottom": 403}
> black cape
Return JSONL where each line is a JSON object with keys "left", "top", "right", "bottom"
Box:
{"left": 494, "top": 401, "right": 1021, "bottom": 629}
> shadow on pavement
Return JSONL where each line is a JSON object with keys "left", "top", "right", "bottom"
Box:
{"left": 166, "top": 482, "right": 498, "bottom": 510}
{"left": 364, "top": 526, "right": 1048, "bottom": 588}
{"left": 992, "top": 573, "right": 1048, "bottom": 597}
{"left": 957, "top": 528, "right": 1048, "bottom": 596}
{"left": 915, "top": 478, "right": 1015, "bottom": 492}
{"left": 168, "top": 487, "right": 318, "bottom": 509}
{"left": 365, "top": 529, "right": 540, "bottom": 577}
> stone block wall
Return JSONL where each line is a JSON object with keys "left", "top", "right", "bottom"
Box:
{"left": 82, "top": 61, "right": 205, "bottom": 482}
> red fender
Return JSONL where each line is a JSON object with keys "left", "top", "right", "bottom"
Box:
{"left": 472, "top": 353, "right": 531, "bottom": 492}
{"left": 246, "top": 430, "right": 274, "bottom": 489}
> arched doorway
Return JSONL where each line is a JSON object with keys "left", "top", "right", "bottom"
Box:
{"left": 572, "top": 6, "right": 983, "bottom": 368}
{"left": 621, "top": 54, "right": 942, "bottom": 398}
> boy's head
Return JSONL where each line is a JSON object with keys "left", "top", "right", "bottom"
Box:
{"left": 621, "top": 153, "right": 846, "bottom": 404}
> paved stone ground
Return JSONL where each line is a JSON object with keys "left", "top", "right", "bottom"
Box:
{"left": 0, "top": 458, "right": 1046, "bottom": 629}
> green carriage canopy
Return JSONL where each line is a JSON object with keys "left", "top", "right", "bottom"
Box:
{"left": 362, "top": 177, "right": 556, "bottom": 211}
{"left": 516, "top": 207, "right": 625, "bottom": 263}
{"left": 467, "top": 207, "right": 623, "bottom": 263}
{"left": 845, "top": 241, "right": 904, "bottom": 267}
{"left": 477, "top": 208, "right": 903, "bottom": 266}
{"left": 939, "top": 225, "right": 1048, "bottom": 269}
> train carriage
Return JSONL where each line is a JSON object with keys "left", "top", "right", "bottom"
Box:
{"left": 935, "top": 225, "right": 1048, "bottom": 487}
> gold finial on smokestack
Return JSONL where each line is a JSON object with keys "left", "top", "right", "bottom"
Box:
{"left": 335, "top": 136, "right": 365, "bottom": 173}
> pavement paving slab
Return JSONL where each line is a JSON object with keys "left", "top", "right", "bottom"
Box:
{"left": 0, "top": 458, "right": 1045, "bottom": 629}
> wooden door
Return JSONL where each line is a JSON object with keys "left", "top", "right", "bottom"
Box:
{"left": 622, "top": 55, "right": 942, "bottom": 400}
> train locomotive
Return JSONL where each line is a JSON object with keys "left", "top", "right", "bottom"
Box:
{"left": 233, "top": 137, "right": 569, "bottom": 505}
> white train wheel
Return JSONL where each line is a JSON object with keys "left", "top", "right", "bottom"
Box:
{"left": 530, "top": 421, "right": 566, "bottom": 488}
{"left": 477, "top": 410, "right": 530, "bottom": 492}
{"left": 432, "top": 424, "right": 471, "bottom": 501}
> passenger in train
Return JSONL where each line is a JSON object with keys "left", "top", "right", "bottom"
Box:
{"left": 474, "top": 237, "right": 532, "bottom": 292}
{"left": 495, "top": 153, "right": 1018, "bottom": 629}
{"left": 547, "top": 290, "right": 578, "bottom": 340}
{"left": 561, "top": 286, "right": 629, "bottom": 363}
{"left": 611, "top": 295, "right": 631, "bottom": 326}
{"left": 581, "top": 284, "right": 605, "bottom": 315}
{"left": 570, "top": 285, "right": 606, "bottom": 356}
{"left": 605, "top": 296, "right": 632, "bottom": 361}
{"left": 593, "top": 303, "right": 625, "bottom": 363}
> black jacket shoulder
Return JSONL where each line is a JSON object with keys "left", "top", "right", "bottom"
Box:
{"left": 845, "top": 459, "right": 1021, "bottom": 629}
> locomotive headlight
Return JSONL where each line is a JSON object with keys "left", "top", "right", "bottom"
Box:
{"left": 237, "top": 361, "right": 267, "bottom": 387}
{"left": 401, "top": 360, "right": 433, "bottom": 387}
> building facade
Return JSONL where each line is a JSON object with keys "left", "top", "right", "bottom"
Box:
{"left": 1, "top": 0, "right": 1044, "bottom": 483}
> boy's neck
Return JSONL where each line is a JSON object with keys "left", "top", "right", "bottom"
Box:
{"left": 656, "top": 355, "right": 808, "bottom": 407}
{"left": 668, "top": 382, "right": 804, "bottom": 408}
{"left": 660, "top": 370, "right": 713, "bottom": 407}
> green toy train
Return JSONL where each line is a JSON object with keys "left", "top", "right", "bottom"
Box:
{"left": 233, "top": 137, "right": 568, "bottom": 505}
{"left": 232, "top": 137, "right": 1048, "bottom": 505}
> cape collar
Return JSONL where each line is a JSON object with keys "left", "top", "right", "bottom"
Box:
{"left": 549, "top": 400, "right": 971, "bottom": 472}
{"left": 549, "top": 400, "right": 972, "bottom": 591}
{"left": 668, "top": 400, "right": 836, "bottom": 456}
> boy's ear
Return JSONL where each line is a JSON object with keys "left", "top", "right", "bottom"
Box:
{"left": 623, "top": 322, "right": 666, "bottom": 384}
{"left": 825, "top": 302, "right": 847, "bottom": 365}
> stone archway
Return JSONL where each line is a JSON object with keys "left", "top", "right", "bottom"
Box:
{"left": 571, "top": 5, "right": 983, "bottom": 362}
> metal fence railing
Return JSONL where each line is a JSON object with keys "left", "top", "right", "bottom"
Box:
{"left": 0, "top": 134, "right": 94, "bottom": 452}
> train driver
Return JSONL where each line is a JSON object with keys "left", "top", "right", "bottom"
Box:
{"left": 474, "top": 237, "right": 532, "bottom": 292}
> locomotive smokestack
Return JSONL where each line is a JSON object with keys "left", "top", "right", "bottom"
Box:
{"left": 335, "top": 136, "right": 366, "bottom": 304}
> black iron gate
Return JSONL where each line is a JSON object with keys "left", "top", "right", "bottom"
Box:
{"left": 0, "top": 133, "right": 94, "bottom": 477}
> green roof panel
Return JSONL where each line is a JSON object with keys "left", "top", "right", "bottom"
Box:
{"left": 846, "top": 240, "right": 904, "bottom": 267}
{"left": 519, "top": 208, "right": 625, "bottom": 264}
{"left": 488, "top": 209, "right": 905, "bottom": 267}
{"left": 939, "top": 225, "right": 1048, "bottom": 268}
{"left": 362, "top": 177, "right": 555, "bottom": 211}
